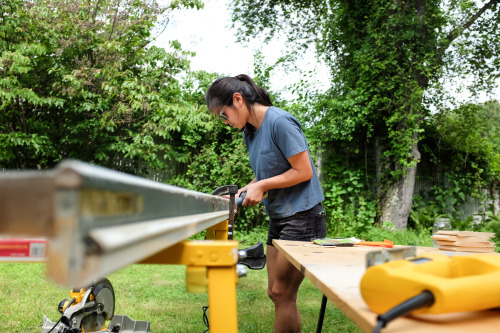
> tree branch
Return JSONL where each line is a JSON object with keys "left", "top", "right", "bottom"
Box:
{"left": 434, "top": 0, "right": 499, "bottom": 66}
{"left": 108, "top": 0, "right": 121, "bottom": 41}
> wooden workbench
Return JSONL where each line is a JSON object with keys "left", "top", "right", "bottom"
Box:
{"left": 273, "top": 240, "right": 500, "bottom": 332}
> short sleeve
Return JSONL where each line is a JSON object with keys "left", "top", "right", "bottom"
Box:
{"left": 272, "top": 116, "right": 309, "bottom": 159}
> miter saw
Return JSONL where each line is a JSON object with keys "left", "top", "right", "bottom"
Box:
{"left": 41, "top": 278, "right": 150, "bottom": 333}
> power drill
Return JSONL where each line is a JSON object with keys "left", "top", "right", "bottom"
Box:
{"left": 360, "top": 252, "right": 500, "bottom": 332}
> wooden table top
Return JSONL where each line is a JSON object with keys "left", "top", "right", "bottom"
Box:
{"left": 273, "top": 240, "right": 500, "bottom": 333}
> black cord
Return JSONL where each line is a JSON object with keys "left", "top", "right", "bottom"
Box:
{"left": 48, "top": 298, "right": 76, "bottom": 333}
{"left": 372, "top": 291, "right": 435, "bottom": 333}
{"left": 47, "top": 317, "right": 62, "bottom": 333}
{"left": 202, "top": 306, "right": 209, "bottom": 333}
{"left": 373, "top": 320, "right": 385, "bottom": 333}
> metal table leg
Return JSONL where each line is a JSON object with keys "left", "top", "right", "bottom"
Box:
{"left": 316, "top": 294, "right": 328, "bottom": 333}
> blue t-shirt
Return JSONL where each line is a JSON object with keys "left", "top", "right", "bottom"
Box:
{"left": 243, "top": 106, "right": 324, "bottom": 219}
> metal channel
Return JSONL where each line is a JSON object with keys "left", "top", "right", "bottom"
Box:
{"left": 50, "top": 211, "right": 230, "bottom": 287}
{"left": 365, "top": 247, "right": 417, "bottom": 268}
{"left": 0, "top": 160, "right": 231, "bottom": 287}
{"left": 55, "top": 160, "right": 230, "bottom": 224}
{"left": 0, "top": 171, "right": 54, "bottom": 237}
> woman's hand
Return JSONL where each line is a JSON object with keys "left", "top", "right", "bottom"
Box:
{"left": 237, "top": 178, "right": 257, "bottom": 204}
{"left": 241, "top": 182, "right": 266, "bottom": 207}
{"left": 238, "top": 150, "right": 313, "bottom": 207}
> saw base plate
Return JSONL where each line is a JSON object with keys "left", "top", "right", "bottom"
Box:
{"left": 41, "top": 315, "right": 150, "bottom": 333}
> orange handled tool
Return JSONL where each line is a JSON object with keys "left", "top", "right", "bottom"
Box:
{"left": 357, "top": 239, "right": 394, "bottom": 248}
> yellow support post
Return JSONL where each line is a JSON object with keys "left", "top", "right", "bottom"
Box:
{"left": 206, "top": 220, "right": 229, "bottom": 240}
{"left": 140, "top": 240, "right": 240, "bottom": 332}
{"left": 208, "top": 266, "right": 238, "bottom": 332}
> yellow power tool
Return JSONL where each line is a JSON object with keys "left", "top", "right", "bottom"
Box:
{"left": 41, "top": 278, "right": 150, "bottom": 333}
{"left": 360, "top": 252, "right": 500, "bottom": 332}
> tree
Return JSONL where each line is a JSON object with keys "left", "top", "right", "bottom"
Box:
{"left": 231, "top": 0, "right": 500, "bottom": 228}
{"left": 0, "top": 0, "right": 207, "bottom": 173}
{"left": 431, "top": 101, "right": 500, "bottom": 215}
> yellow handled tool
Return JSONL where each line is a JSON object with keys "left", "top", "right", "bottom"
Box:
{"left": 360, "top": 252, "right": 500, "bottom": 332}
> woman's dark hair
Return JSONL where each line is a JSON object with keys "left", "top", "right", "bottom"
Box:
{"left": 205, "top": 74, "right": 273, "bottom": 139}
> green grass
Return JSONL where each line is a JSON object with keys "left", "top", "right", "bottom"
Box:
{"left": 0, "top": 227, "right": 447, "bottom": 332}
{"left": 0, "top": 261, "right": 360, "bottom": 333}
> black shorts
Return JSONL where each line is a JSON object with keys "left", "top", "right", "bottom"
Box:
{"left": 267, "top": 203, "right": 327, "bottom": 246}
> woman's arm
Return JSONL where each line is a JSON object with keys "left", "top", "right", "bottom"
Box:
{"left": 242, "top": 150, "right": 313, "bottom": 207}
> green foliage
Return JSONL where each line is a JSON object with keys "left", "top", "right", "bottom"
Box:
{"left": 0, "top": 2, "right": 286, "bottom": 231}
{"left": 450, "top": 215, "right": 475, "bottom": 231}
{"left": 327, "top": 201, "right": 378, "bottom": 237}
{"left": 168, "top": 125, "right": 268, "bottom": 231}
{"left": 321, "top": 152, "right": 378, "bottom": 237}
{"left": 413, "top": 101, "right": 500, "bottom": 218}
{"left": 0, "top": 0, "right": 206, "bottom": 171}
{"left": 431, "top": 176, "right": 472, "bottom": 216}
{"left": 448, "top": 212, "right": 500, "bottom": 252}
{"left": 483, "top": 212, "right": 500, "bottom": 252}
{"left": 235, "top": 225, "right": 269, "bottom": 245}
{"left": 409, "top": 204, "right": 442, "bottom": 232}
{"left": 360, "top": 223, "right": 434, "bottom": 247}
{"left": 230, "top": 0, "right": 500, "bottom": 229}
{"left": 434, "top": 101, "right": 500, "bottom": 184}
{"left": 3, "top": 0, "right": 499, "bottom": 239}
{"left": 0, "top": 0, "right": 267, "bottom": 231}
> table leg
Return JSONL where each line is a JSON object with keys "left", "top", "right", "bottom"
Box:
{"left": 316, "top": 294, "right": 328, "bottom": 333}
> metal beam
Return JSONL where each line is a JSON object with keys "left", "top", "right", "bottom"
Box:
{"left": 0, "top": 160, "right": 230, "bottom": 287}
{"left": 0, "top": 171, "right": 55, "bottom": 237}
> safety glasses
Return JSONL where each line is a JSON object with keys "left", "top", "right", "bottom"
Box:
{"left": 218, "top": 106, "right": 228, "bottom": 121}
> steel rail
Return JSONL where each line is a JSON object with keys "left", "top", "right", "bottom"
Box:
{"left": 0, "top": 160, "right": 231, "bottom": 287}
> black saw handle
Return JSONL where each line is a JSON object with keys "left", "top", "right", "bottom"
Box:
{"left": 235, "top": 191, "right": 268, "bottom": 209}
{"left": 235, "top": 192, "right": 246, "bottom": 209}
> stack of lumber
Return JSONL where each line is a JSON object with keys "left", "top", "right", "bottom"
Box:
{"left": 431, "top": 230, "right": 496, "bottom": 253}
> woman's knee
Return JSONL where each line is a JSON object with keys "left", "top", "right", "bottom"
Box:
{"left": 268, "top": 285, "right": 293, "bottom": 304}
{"left": 268, "top": 285, "right": 283, "bottom": 304}
{"left": 267, "top": 287, "right": 276, "bottom": 302}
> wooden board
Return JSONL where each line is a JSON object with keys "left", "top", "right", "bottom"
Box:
{"left": 273, "top": 240, "right": 500, "bottom": 333}
{"left": 435, "top": 231, "right": 495, "bottom": 237}
{"left": 438, "top": 245, "right": 495, "bottom": 253}
{"left": 431, "top": 235, "right": 493, "bottom": 242}
{"left": 432, "top": 231, "right": 496, "bottom": 253}
{"left": 434, "top": 240, "right": 495, "bottom": 247}
{"left": 436, "top": 240, "right": 495, "bottom": 247}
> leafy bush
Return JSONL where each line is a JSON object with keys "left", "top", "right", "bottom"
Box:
{"left": 482, "top": 213, "right": 500, "bottom": 252}
{"left": 320, "top": 152, "right": 378, "bottom": 238}
{"left": 359, "top": 223, "right": 433, "bottom": 247}
{"left": 408, "top": 204, "right": 442, "bottom": 232}
{"left": 472, "top": 213, "right": 500, "bottom": 252}
{"left": 326, "top": 201, "right": 377, "bottom": 238}
{"left": 235, "top": 225, "right": 269, "bottom": 245}
{"left": 0, "top": 0, "right": 206, "bottom": 171}
{"left": 448, "top": 212, "right": 500, "bottom": 252}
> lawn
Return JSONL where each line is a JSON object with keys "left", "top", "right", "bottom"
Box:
{"left": 0, "top": 261, "right": 361, "bottom": 333}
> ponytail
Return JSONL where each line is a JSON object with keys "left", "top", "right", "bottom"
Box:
{"left": 234, "top": 74, "right": 273, "bottom": 107}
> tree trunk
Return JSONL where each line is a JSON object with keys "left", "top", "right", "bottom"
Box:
{"left": 373, "top": 135, "right": 383, "bottom": 199}
{"left": 379, "top": 137, "right": 421, "bottom": 229}
{"left": 492, "top": 180, "right": 500, "bottom": 216}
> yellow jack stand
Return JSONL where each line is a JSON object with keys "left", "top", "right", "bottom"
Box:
{"left": 140, "top": 220, "right": 239, "bottom": 332}
{"left": 206, "top": 220, "right": 229, "bottom": 240}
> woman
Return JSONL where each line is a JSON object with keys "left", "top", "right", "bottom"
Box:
{"left": 205, "top": 74, "right": 326, "bottom": 333}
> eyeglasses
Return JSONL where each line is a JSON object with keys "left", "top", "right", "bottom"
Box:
{"left": 218, "top": 107, "right": 228, "bottom": 121}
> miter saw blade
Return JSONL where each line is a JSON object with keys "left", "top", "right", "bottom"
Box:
{"left": 81, "top": 278, "right": 115, "bottom": 332}
{"left": 42, "top": 278, "right": 151, "bottom": 333}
